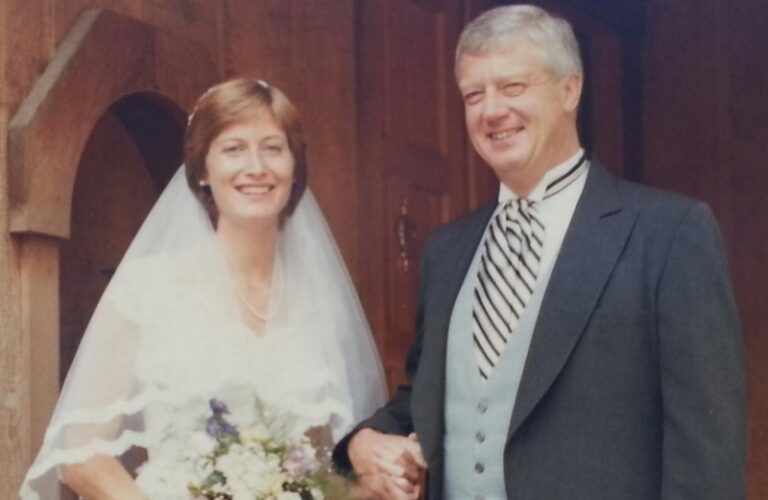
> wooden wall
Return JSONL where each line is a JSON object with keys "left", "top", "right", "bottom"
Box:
{"left": 643, "top": 1, "right": 768, "bottom": 497}
{"left": 0, "top": 1, "right": 358, "bottom": 496}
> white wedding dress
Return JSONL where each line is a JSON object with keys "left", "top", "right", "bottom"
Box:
{"left": 20, "top": 168, "right": 386, "bottom": 499}
{"left": 125, "top": 246, "right": 358, "bottom": 498}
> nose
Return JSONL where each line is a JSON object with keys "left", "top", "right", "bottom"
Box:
{"left": 242, "top": 150, "right": 267, "bottom": 174}
{"left": 481, "top": 89, "right": 508, "bottom": 122}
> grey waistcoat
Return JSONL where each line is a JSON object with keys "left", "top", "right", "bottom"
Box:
{"left": 443, "top": 247, "right": 556, "bottom": 500}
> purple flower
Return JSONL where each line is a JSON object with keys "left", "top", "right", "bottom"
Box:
{"left": 206, "top": 417, "right": 238, "bottom": 438}
{"left": 205, "top": 418, "right": 221, "bottom": 437}
{"left": 222, "top": 420, "right": 238, "bottom": 436}
{"left": 209, "top": 399, "right": 230, "bottom": 415}
{"left": 206, "top": 399, "right": 238, "bottom": 439}
{"left": 283, "top": 445, "right": 320, "bottom": 475}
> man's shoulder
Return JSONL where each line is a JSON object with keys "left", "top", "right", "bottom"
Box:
{"left": 584, "top": 168, "right": 728, "bottom": 262}
{"left": 587, "top": 161, "right": 709, "bottom": 226}
{"left": 617, "top": 176, "right": 695, "bottom": 208}
{"left": 611, "top": 175, "right": 713, "bottom": 230}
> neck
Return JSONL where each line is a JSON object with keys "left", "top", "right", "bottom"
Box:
{"left": 215, "top": 218, "right": 278, "bottom": 287}
{"left": 502, "top": 133, "right": 581, "bottom": 198}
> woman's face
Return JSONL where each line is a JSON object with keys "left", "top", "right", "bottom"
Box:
{"left": 203, "top": 112, "right": 295, "bottom": 228}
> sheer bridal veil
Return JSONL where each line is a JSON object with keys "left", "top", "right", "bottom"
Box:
{"left": 20, "top": 166, "right": 387, "bottom": 499}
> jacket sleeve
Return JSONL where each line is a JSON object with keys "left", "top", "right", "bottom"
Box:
{"left": 657, "top": 202, "right": 746, "bottom": 499}
{"left": 332, "top": 236, "right": 433, "bottom": 472}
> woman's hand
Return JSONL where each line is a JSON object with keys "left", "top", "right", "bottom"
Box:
{"left": 60, "top": 455, "right": 146, "bottom": 500}
{"left": 348, "top": 429, "right": 426, "bottom": 499}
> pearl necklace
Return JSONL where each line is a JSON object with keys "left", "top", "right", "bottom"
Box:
{"left": 234, "top": 284, "right": 276, "bottom": 322}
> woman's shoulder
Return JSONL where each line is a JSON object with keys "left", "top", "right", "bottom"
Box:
{"left": 119, "top": 246, "right": 207, "bottom": 279}
{"left": 107, "top": 246, "right": 222, "bottom": 323}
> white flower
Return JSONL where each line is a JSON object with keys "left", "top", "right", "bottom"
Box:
{"left": 189, "top": 431, "right": 217, "bottom": 455}
{"left": 240, "top": 423, "right": 270, "bottom": 443}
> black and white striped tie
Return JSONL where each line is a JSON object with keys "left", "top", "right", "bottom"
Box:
{"left": 472, "top": 154, "right": 587, "bottom": 380}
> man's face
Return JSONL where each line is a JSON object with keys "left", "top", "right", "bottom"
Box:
{"left": 457, "top": 38, "right": 581, "bottom": 189}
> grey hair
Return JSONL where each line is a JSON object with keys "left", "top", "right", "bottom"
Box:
{"left": 456, "top": 4, "right": 583, "bottom": 80}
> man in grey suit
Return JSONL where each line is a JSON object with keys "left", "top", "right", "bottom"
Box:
{"left": 334, "top": 5, "right": 746, "bottom": 499}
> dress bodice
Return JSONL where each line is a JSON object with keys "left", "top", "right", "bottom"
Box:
{"left": 113, "top": 249, "right": 350, "bottom": 498}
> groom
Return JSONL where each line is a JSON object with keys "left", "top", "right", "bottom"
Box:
{"left": 334, "top": 4, "right": 746, "bottom": 499}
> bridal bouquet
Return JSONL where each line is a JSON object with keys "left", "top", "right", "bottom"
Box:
{"left": 129, "top": 392, "right": 344, "bottom": 500}
{"left": 182, "top": 398, "right": 341, "bottom": 500}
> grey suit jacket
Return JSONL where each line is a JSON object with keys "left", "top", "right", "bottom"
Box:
{"left": 334, "top": 163, "right": 746, "bottom": 499}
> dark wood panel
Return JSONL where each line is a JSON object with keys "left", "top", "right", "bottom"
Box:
{"left": 723, "top": 2, "right": 768, "bottom": 497}
{"left": 223, "top": 0, "right": 294, "bottom": 88}
{"left": 643, "top": 0, "right": 768, "bottom": 496}
{"left": 384, "top": 178, "right": 445, "bottom": 387}
{"left": 384, "top": 2, "right": 447, "bottom": 153}
{"left": 357, "top": 0, "right": 465, "bottom": 391}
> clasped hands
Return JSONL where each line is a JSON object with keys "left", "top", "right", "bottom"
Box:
{"left": 348, "top": 428, "right": 427, "bottom": 500}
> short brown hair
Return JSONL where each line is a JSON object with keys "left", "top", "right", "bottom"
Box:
{"left": 184, "top": 78, "right": 308, "bottom": 222}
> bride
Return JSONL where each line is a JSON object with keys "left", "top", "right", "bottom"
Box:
{"left": 20, "top": 79, "right": 387, "bottom": 499}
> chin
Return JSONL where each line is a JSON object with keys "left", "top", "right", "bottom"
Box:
{"left": 218, "top": 209, "right": 280, "bottom": 229}
{"left": 480, "top": 146, "right": 526, "bottom": 169}
{"left": 485, "top": 155, "right": 526, "bottom": 174}
{"left": 245, "top": 210, "right": 282, "bottom": 225}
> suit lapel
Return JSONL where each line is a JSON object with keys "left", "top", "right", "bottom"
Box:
{"left": 507, "top": 163, "right": 639, "bottom": 439}
{"left": 412, "top": 201, "right": 495, "bottom": 462}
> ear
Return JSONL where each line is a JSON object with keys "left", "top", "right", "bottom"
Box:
{"left": 561, "top": 73, "right": 583, "bottom": 112}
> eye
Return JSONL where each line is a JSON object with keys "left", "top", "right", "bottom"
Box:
{"left": 222, "top": 143, "right": 244, "bottom": 154}
{"left": 262, "top": 142, "right": 286, "bottom": 155}
{"left": 463, "top": 90, "right": 484, "bottom": 105}
{"left": 502, "top": 82, "right": 527, "bottom": 97}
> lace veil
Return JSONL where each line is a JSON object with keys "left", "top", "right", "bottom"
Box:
{"left": 19, "top": 166, "right": 387, "bottom": 499}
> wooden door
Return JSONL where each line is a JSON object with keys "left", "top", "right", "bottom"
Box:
{"left": 356, "top": 0, "right": 468, "bottom": 390}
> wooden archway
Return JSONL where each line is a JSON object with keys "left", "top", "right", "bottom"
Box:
{"left": 7, "top": 7, "right": 218, "bottom": 460}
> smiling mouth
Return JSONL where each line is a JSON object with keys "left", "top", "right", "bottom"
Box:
{"left": 487, "top": 127, "right": 523, "bottom": 141}
{"left": 237, "top": 185, "right": 274, "bottom": 196}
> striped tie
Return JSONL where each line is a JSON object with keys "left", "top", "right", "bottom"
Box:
{"left": 472, "top": 154, "right": 587, "bottom": 380}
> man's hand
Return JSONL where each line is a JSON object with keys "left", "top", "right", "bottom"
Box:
{"left": 348, "top": 429, "right": 427, "bottom": 499}
{"left": 351, "top": 471, "right": 421, "bottom": 500}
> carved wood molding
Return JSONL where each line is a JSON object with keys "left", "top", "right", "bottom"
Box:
{"left": 8, "top": 7, "right": 216, "bottom": 238}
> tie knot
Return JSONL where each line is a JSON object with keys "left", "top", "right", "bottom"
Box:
{"left": 515, "top": 198, "right": 535, "bottom": 210}
{"left": 503, "top": 198, "right": 537, "bottom": 225}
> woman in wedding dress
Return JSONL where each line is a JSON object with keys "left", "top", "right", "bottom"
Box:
{"left": 20, "top": 79, "right": 387, "bottom": 499}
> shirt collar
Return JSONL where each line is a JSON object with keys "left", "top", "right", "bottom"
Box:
{"left": 498, "top": 148, "right": 586, "bottom": 203}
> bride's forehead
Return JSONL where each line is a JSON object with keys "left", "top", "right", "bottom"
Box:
{"left": 211, "top": 114, "right": 286, "bottom": 142}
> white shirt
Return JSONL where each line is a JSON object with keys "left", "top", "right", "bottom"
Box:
{"left": 496, "top": 149, "right": 589, "bottom": 278}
